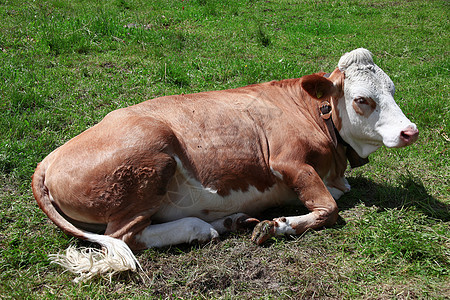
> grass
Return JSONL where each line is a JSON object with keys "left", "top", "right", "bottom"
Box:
{"left": 0, "top": 0, "right": 449, "bottom": 298}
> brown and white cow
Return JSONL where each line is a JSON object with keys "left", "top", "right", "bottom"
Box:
{"left": 32, "top": 48, "right": 418, "bottom": 281}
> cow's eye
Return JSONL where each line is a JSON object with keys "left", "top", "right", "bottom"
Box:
{"left": 354, "top": 97, "right": 368, "bottom": 105}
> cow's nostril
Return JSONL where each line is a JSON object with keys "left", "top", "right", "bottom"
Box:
{"left": 400, "top": 127, "right": 419, "bottom": 145}
{"left": 401, "top": 131, "right": 410, "bottom": 140}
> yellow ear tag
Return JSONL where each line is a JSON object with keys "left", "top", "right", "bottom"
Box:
{"left": 316, "top": 90, "right": 323, "bottom": 99}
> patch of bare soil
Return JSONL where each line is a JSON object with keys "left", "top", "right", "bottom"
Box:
{"left": 134, "top": 232, "right": 343, "bottom": 298}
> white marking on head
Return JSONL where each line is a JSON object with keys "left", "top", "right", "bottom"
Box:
{"left": 336, "top": 48, "right": 418, "bottom": 158}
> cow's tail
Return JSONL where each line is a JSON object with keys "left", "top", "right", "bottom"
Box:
{"left": 31, "top": 161, "right": 142, "bottom": 282}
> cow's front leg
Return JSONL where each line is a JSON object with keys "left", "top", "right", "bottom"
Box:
{"left": 251, "top": 164, "right": 338, "bottom": 245}
{"left": 326, "top": 176, "right": 351, "bottom": 200}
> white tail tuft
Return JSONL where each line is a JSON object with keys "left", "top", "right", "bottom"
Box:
{"left": 49, "top": 234, "right": 142, "bottom": 282}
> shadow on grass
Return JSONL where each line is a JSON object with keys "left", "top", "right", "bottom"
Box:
{"left": 257, "top": 174, "right": 449, "bottom": 229}
{"left": 340, "top": 175, "right": 449, "bottom": 222}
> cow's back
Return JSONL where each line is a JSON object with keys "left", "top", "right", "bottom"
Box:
{"left": 127, "top": 80, "right": 326, "bottom": 195}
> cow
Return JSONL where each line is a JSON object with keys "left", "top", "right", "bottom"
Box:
{"left": 32, "top": 48, "right": 419, "bottom": 281}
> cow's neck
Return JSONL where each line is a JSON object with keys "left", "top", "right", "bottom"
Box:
{"left": 319, "top": 100, "right": 369, "bottom": 168}
{"left": 320, "top": 72, "right": 369, "bottom": 168}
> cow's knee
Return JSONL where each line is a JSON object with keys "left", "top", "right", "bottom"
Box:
{"left": 320, "top": 201, "right": 339, "bottom": 227}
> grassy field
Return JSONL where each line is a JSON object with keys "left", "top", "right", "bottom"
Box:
{"left": 0, "top": 0, "right": 449, "bottom": 298}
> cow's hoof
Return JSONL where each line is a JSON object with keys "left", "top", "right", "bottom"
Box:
{"left": 251, "top": 220, "right": 276, "bottom": 245}
{"left": 235, "top": 214, "right": 260, "bottom": 231}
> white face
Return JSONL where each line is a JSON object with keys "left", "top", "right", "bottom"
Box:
{"left": 336, "top": 49, "right": 418, "bottom": 158}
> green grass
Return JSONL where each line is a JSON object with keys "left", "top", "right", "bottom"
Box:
{"left": 1, "top": 0, "right": 449, "bottom": 298}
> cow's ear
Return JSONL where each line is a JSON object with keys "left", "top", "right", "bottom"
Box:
{"left": 301, "top": 74, "right": 336, "bottom": 101}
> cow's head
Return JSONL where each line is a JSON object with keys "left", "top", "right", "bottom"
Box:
{"left": 302, "top": 48, "right": 419, "bottom": 158}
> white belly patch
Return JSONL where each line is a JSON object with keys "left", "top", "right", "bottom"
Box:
{"left": 151, "top": 157, "right": 297, "bottom": 223}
